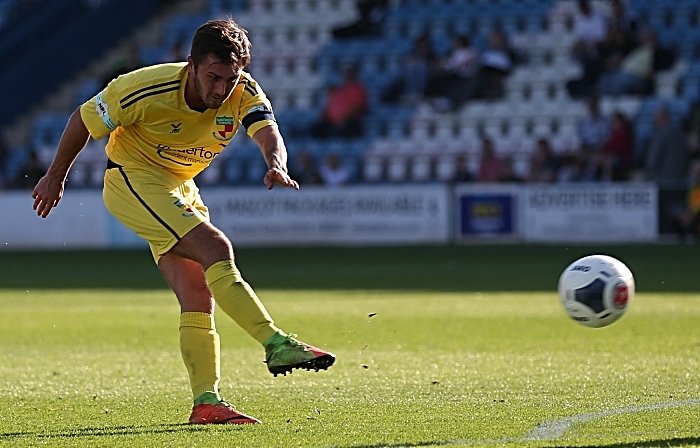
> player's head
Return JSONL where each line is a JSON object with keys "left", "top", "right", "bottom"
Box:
{"left": 187, "top": 18, "right": 251, "bottom": 109}
{"left": 191, "top": 18, "right": 251, "bottom": 69}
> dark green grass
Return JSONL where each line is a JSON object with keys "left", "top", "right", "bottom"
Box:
{"left": 1, "top": 245, "right": 700, "bottom": 447}
{"left": 0, "top": 244, "right": 698, "bottom": 292}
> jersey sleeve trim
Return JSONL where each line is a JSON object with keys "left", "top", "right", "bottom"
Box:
{"left": 240, "top": 79, "right": 258, "bottom": 97}
{"left": 121, "top": 85, "right": 181, "bottom": 108}
{"left": 96, "top": 91, "right": 118, "bottom": 131}
{"left": 242, "top": 110, "right": 275, "bottom": 130}
{"left": 120, "top": 80, "right": 181, "bottom": 106}
{"left": 247, "top": 120, "right": 276, "bottom": 137}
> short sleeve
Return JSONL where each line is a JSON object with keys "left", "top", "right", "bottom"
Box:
{"left": 79, "top": 75, "right": 138, "bottom": 140}
{"left": 238, "top": 75, "right": 276, "bottom": 137}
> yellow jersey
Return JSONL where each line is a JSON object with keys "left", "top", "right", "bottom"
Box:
{"left": 80, "top": 63, "right": 275, "bottom": 181}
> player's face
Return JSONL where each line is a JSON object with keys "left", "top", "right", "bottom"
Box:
{"left": 189, "top": 55, "right": 241, "bottom": 109}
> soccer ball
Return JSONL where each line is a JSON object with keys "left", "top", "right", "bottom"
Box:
{"left": 558, "top": 255, "right": 635, "bottom": 328}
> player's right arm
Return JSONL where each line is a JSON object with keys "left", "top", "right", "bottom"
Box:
{"left": 33, "top": 71, "right": 139, "bottom": 218}
{"left": 32, "top": 108, "right": 90, "bottom": 218}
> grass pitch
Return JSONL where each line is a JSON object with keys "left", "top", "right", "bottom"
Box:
{"left": 0, "top": 244, "right": 699, "bottom": 447}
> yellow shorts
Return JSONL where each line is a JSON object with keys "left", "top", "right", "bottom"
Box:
{"left": 103, "top": 163, "right": 209, "bottom": 263}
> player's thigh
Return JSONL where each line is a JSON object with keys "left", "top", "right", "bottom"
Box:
{"left": 103, "top": 167, "right": 209, "bottom": 261}
{"left": 169, "top": 221, "right": 233, "bottom": 269}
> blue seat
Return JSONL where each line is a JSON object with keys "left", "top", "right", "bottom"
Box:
{"left": 223, "top": 158, "right": 246, "bottom": 185}
{"left": 74, "top": 77, "right": 101, "bottom": 107}
{"left": 245, "top": 157, "right": 268, "bottom": 185}
{"left": 32, "top": 112, "right": 71, "bottom": 148}
{"left": 139, "top": 46, "right": 166, "bottom": 65}
{"left": 163, "top": 14, "right": 208, "bottom": 47}
{"left": 633, "top": 120, "right": 654, "bottom": 161}
{"left": 681, "top": 79, "right": 700, "bottom": 102}
{"left": 304, "top": 140, "right": 327, "bottom": 158}
{"left": 3, "top": 146, "right": 29, "bottom": 179}
{"left": 209, "top": 0, "right": 247, "bottom": 15}
{"left": 671, "top": 7, "right": 695, "bottom": 30}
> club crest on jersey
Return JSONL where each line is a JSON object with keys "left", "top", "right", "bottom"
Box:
{"left": 213, "top": 116, "right": 235, "bottom": 141}
{"left": 173, "top": 199, "right": 195, "bottom": 217}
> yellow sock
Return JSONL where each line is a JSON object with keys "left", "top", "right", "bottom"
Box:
{"left": 205, "top": 260, "right": 280, "bottom": 344}
{"left": 179, "top": 312, "right": 221, "bottom": 400}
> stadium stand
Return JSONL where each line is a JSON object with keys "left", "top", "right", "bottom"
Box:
{"left": 1, "top": 0, "right": 699, "bottom": 192}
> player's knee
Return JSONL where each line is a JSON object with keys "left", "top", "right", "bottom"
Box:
{"left": 208, "top": 226, "right": 234, "bottom": 259}
{"left": 178, "top": 222, "right": 233, "bottom": 265}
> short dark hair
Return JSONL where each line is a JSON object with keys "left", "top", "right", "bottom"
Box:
{"left": 191, "top": 18, "right": 251, "bottom": 69}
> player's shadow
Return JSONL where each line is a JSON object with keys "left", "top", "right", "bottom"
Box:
{"left": 335, "top": 443, "right": 464, "bottom": 448}
{"left": 330, "top": 437, "right": 700, "bottom": 448}
{"left": 546, "top": 437, "right": 700, "bottom": 448}
{"left": 0, "top": 423, "right": 245, "bottom": 440}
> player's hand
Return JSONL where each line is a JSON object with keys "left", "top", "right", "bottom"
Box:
{"left": 32, "top": 173, "right": 65, "bottom": 218}
{"left": 263, "top": 167, "right": 299, "bottom": 191}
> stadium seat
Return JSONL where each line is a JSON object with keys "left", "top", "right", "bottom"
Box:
{"left": 13, "top": 0, "right": 700, "bottom": 191}
{"left": 246, "top": 158, "right": 268, "bottom": 185}
{"left": 362, "top": 156, "right": 384, "bottom": 182}
{"left": 223, "top": 159, "right": 245, "bottom": 185}
{"left": 434, "top": 154, "right": 457, "bottom": 182}
{"left": 411, "top": 155, "right": 432, "bottom": 182}
{"left": 198, "top": 161, "right": 222, "bottom": 185}
{"left": 67, "top": 161, "right": 90, "bottom": 188}
{"left": 386, "top": 155, "right": 409, "bottom": 182}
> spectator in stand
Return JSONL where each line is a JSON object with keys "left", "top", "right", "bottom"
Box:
{"left": 452, "top": 154, "right": 474, "bottom": 183}
{"left": 577, "top": 95, "right": 609, "bottom": 179}
{"left": 499, "top": 156, "right": 522, "bottom": 182}
{"left": 597, "top": 25, "right": 638, "bottom": 76}
{"left": 568, "top": 0, "right": 641, "bottom": 99}
{"left": 332, "top": 0, "right": 390, "bottom": 39}
{"left": 579, "top": 96, "right": 610, "bottom": 153}
{"left": 310, "top": 66, "right": 368, "bottom": 139}
{"left": 556, "top": 153, "right": 585, "bottom": 182}
{"left": 8, "top": 151, "right": 46, "bottom": 190}
{"left": 597, "top": 111, "right": 633, "bottom": 181}
{"left": 573, "top": 0, "right": 607, "bottom": 41}
{"left": 0, "top": 138, "right": 8, "bottom": 188}
{"left": 674, "top": 161, "right": 700, "bottom": 243}
{"left": 425, "top": 35, "right": 480, "bottom": 111}
{"left": 598, "top": 29, "right": 675, "bottom": 96}
{"left": 571, "top": 0, "right": 607, "bottom": 58}
{"left": 476, "top": 138, "right": 505, "bottom": 183}
{"left": 646, "top": 106, "right": 693, "bottom": 240}
{"left": 290, "top": 150, "right": 322, "bottom": 186}
{"left": 101, "top": 44, "right": 146, "bottom": 89}
{"left": 525, "top": 138, "right": 559, "bottom": 183}
{"left": 381, "top": 34, "right": 436, "bottom": 105}
{"left": 474, "top": 28, "right": 516, "bottom": 100}
{"left": 609, "top": 0, "right": 640, "bottom": 36}
{"left": 644, "top": 106, "right": 691, "bottom": 187}
{"left": 163, "top": 41, "right": 187, "bottom": 63}
{"left": 319, "top": 154, "right": 350, "bottom": 186}
{"left": 567, "top": 0, "right": 607, "bottom": 97}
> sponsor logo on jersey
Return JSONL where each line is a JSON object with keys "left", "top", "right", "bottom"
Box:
{"left": 156, "top": 143, "right": 221, "bottom": 165}
{"left": 213, "top": 115, "right": 235, "bottom": 141}
{"left": 247, "top": 104, "right": 270, "bottom": 114}
{"left": 170, "top": 122, "right": 182, "bottom": 134}
{"left": 96, "top": 91, "right": 117, "bottom": 131}
{"left": 173, "top": 199, "right": 195, "bottom": 217}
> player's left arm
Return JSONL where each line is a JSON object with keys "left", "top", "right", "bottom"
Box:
{"left": 252, "top": 125, "right": 299, "bottom": 191}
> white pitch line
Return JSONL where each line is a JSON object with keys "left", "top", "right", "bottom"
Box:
{"left": 524, "top": 398, "right": 700, "bottom": 441}
{"left": 326, "top": 399, "right": 700, "bottom": 448}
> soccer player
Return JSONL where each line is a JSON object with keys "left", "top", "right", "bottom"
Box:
{"left": 31, "top": 18, "right": 335, "bottom": 425}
